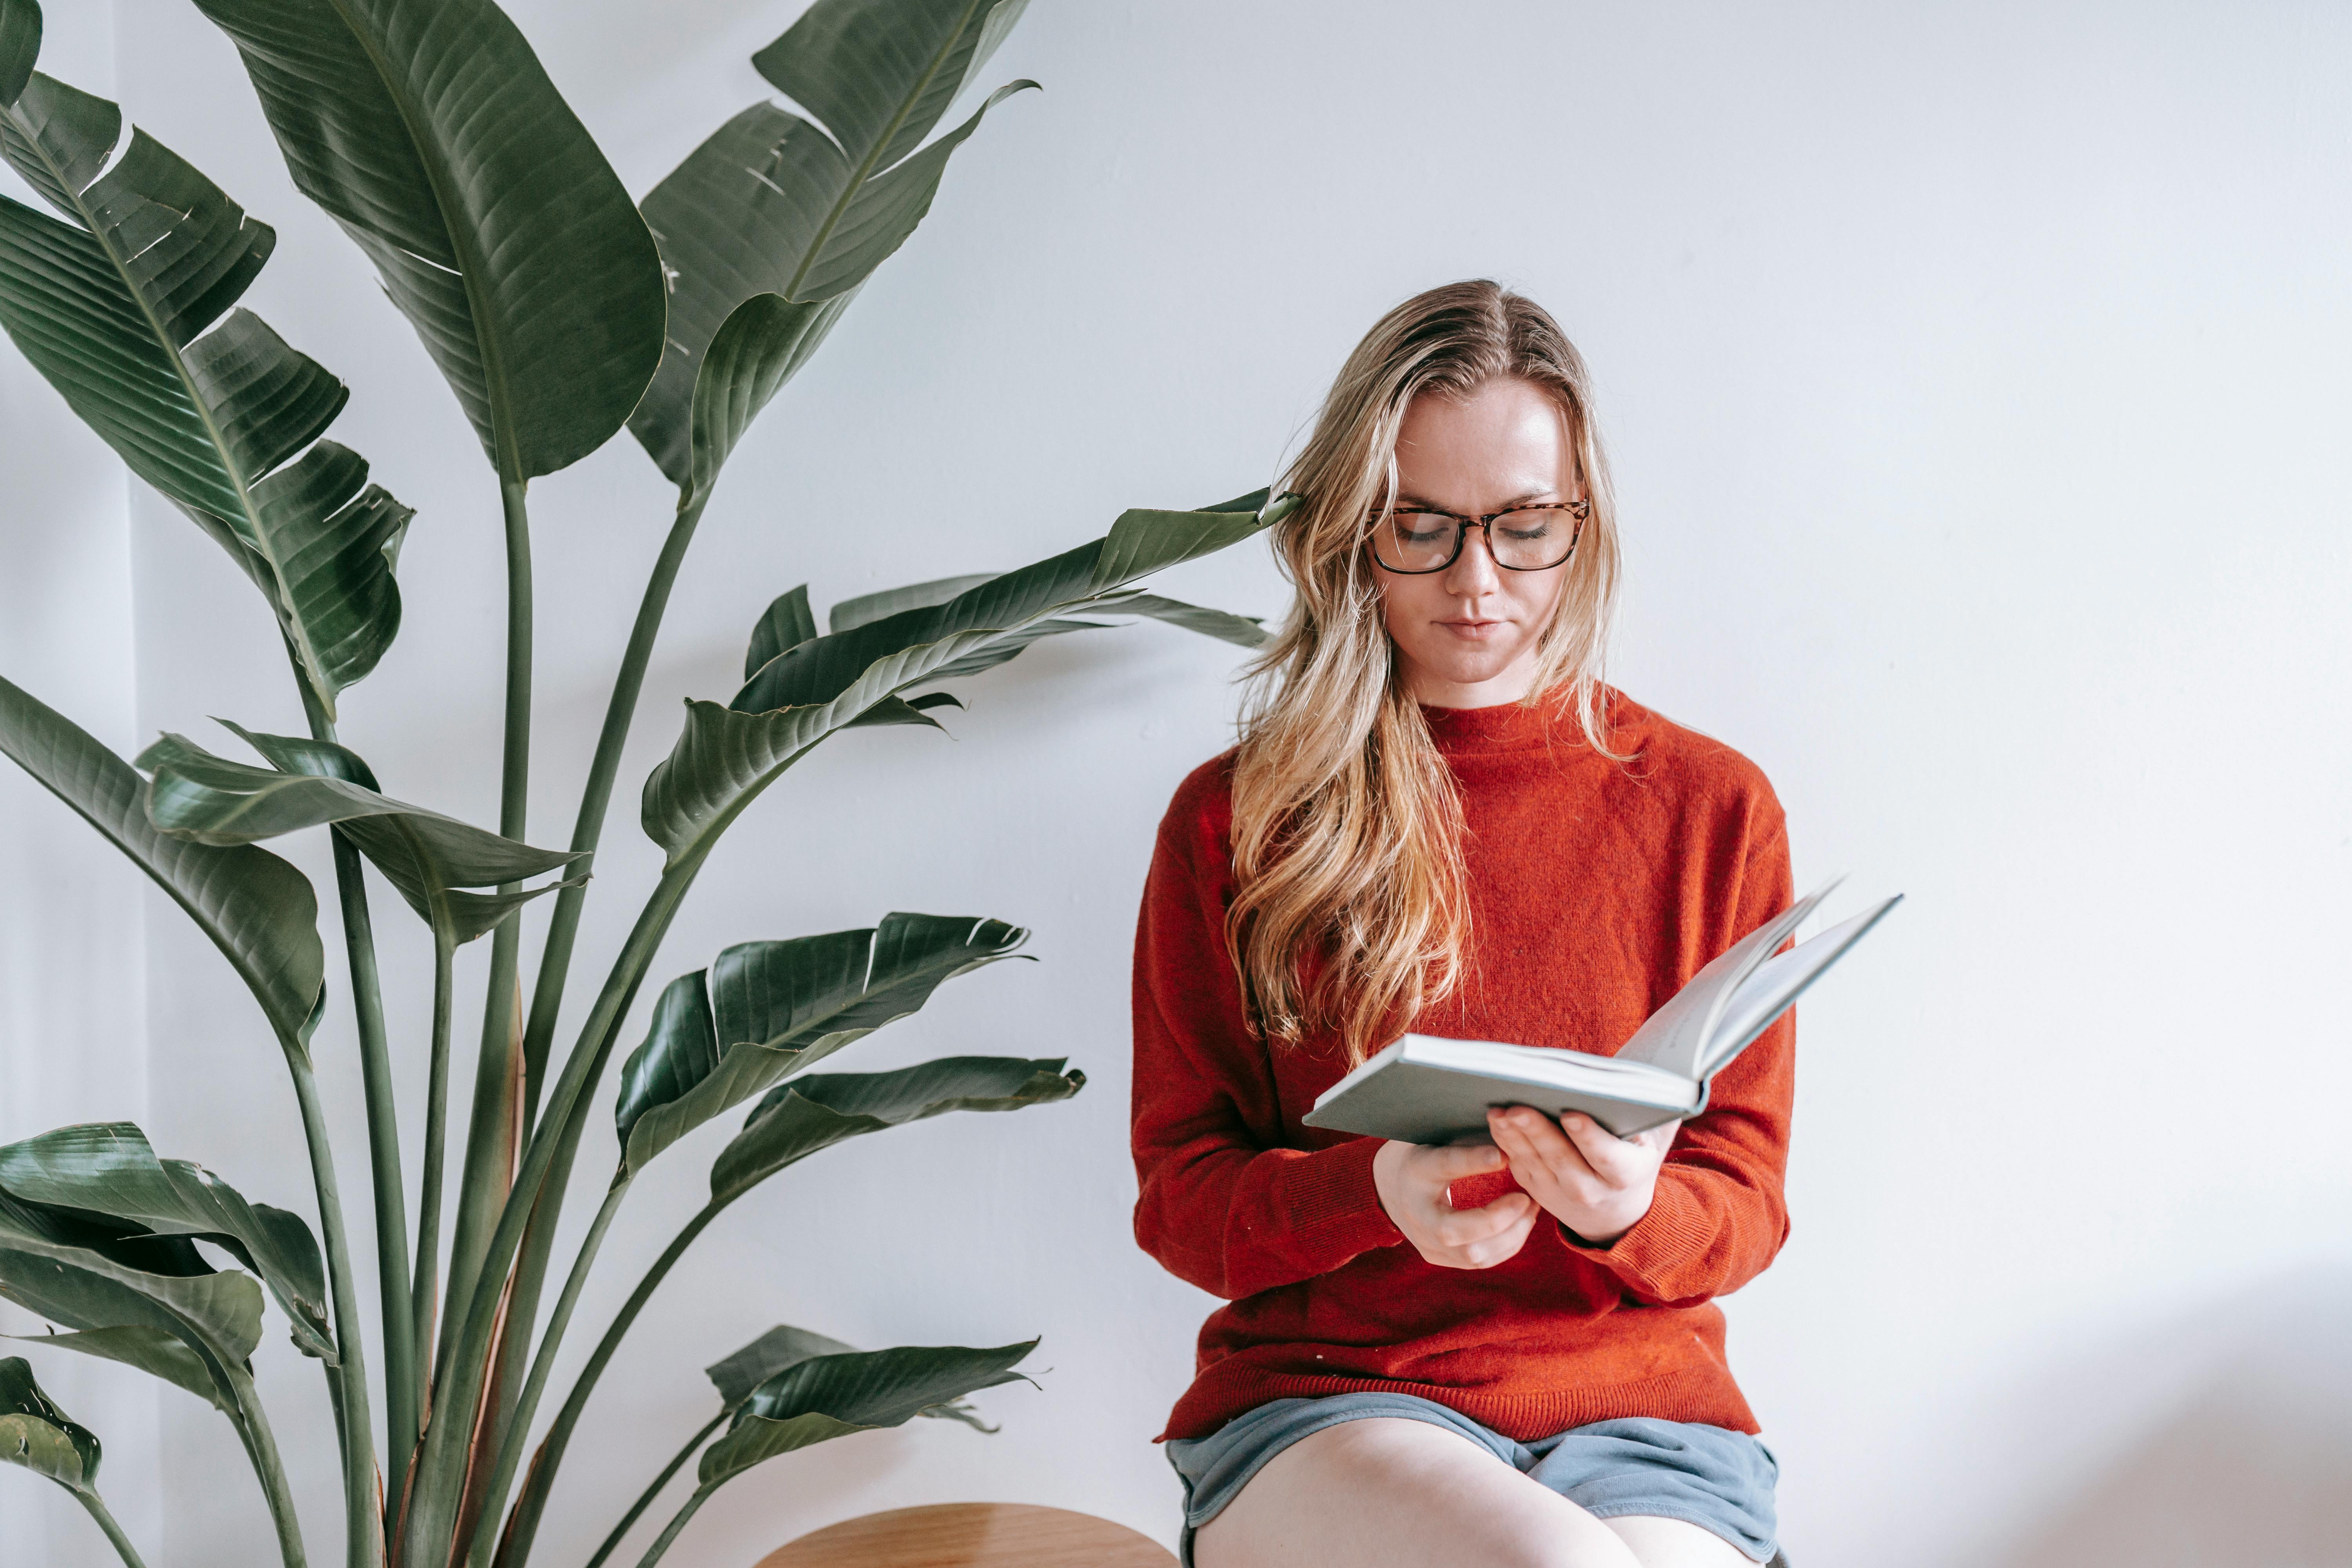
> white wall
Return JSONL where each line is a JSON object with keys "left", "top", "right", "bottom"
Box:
{"left": 0, "top": 8, "right": 160, "bottom": 1562}
{"left": 2, "top": 2, "right": 2346, "bottom": 1565}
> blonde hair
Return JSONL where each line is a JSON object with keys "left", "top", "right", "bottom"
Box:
{"left": 1227, "top": 280, "right": 1622, "bottom": 1064}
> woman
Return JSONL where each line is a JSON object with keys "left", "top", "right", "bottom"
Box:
{"left": 1131, "top": 281, "right": 1792, "bottom": 1568}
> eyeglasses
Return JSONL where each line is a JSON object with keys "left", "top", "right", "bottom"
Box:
{"left": 1365, "top": 499, "right": 1590, "bottom": 574}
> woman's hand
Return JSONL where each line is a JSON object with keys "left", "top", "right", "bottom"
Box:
{"left": 1487, "top": 1106, "right": 1675, "bottom": 1247}
{"left": 1372, "top": 1140, "right": 1537, "bottom": 1269}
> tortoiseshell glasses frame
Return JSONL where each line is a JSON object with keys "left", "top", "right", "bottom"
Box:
{"left": 1365, "top": 499, "right": 1591, "bottom": 574}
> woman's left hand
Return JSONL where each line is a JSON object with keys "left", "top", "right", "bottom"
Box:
{"left": 1486, "top": 1105, "right": 1676, "bottom": 1247}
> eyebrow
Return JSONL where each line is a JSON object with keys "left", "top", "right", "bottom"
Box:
{"left": 1393, "top": 488, "right": 1564, "bottom": 511}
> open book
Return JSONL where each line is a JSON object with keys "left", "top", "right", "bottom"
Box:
{"left": 1302, "top": 880, "right": 1901, "bottom": 1143}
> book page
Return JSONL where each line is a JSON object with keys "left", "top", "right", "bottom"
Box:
{"left": 1613, "top": 878, "right": 1840, "bottom": 1078}
{"left": 1699, "top": 895, "right": 1903, "bottom": 1076}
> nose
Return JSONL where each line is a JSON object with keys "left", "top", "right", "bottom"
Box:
{"left": 1440, "top": 523, "right": 1503, "bottom": 596}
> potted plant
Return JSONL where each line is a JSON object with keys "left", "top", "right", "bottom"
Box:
{"left": 0, "top": 1, "right": 1286, "bottom": 1562}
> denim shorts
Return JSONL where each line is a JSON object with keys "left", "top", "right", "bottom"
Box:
{"left": 1164, "top": 1391, "right": 1780, "bottom": 1565}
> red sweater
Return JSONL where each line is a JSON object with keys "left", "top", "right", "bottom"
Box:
{"left": 1130, "top": 690, "right": 1794, "bottom": 1443}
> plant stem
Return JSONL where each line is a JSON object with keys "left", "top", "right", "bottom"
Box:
{"left": 632, "top": 1488, "right": 710, "bottom": 1568}
{"left": 491, "top": 1200, "right": 722, "bottom": 1568}
{"left": 460, "top": 1180, "right": 631, "bottom": 1568}
{"left": 333, "top": 828, "right": 419, "bottom": 1483}
{"left": 517, "top": 489, "right": 709, "bottom": 1130}
{"left": 289, "top": 647, "right": 415, "bottom": 1479}
{"left": 412, "top": 931, "right": 457, "bottom": 1383}
{"left": 579, "top": 1412, "right": 725, "bottom": 1568}
{"left": 287, "top": 1053, "right": 383, "bottom": 1568}
{"left": 470, "top": 489, "right": 712, "bottom": 1563}
{"left": 465, "top": 1066, "right": 595, "bottom": 1538}
{"left": 74, "top": 1488, "right": 151, "bottom": 1568}
{"left": 225, "top": 1294, "right": 313, "bottom": 1568}
{"left": 445, "top": 479, "right": 538, "bottom": 1370}
{"left": 400, "top": 849, "right": 711, "bottom": 1568}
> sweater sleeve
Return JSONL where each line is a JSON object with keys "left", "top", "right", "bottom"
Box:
{"left": 1130, "top": 786, "right": 1405, "bottom": 1301}
{"left": 1554, "top": 811, "right": 1797, "bottom": 1307}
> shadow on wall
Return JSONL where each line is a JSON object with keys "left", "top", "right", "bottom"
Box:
{"left": 1996, "top": 1265, "right": 2352, "bottom": 1568}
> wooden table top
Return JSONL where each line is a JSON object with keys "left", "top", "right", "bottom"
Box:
{"left": 752, "top": 1502, "right": 1177, "bottom": 1568}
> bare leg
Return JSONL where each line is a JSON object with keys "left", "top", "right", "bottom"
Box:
{"left": 1192, "top": 1416, "right": 1641, "bottom": 1568}
{"left": 1602, "top": 1515, "right": 1759, "bottom": 1567}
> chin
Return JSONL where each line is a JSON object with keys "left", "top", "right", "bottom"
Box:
{"left": 1428, "top": 649, "right": 1523, "bottom": 686}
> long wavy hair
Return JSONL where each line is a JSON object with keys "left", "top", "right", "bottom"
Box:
{"left": 1227, "top": 280, "right": 1622, "bottom": 1064}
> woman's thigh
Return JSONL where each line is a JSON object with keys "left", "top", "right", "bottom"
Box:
{"left": 1191, "top": 1416, "right": 1641, "bottom": 1568}
{"left": 1601, "top": 1515, "right": 1759, "bottom": 1568}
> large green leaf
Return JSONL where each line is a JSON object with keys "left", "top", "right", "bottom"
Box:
{"left": 1090, "top": 590, "right": 1269, "bottom": 650}
{"left": 0, "top": 1124, "right": 332, "bottom": 1362}
{"left": 3, "top": 1326, "right": 230, "bottom": 1414}
{"left": 192, "top": 0, "right": 666, "bottom": 480}
{"left": 629, "top": 0, "right": 1034, "bottom": 489}
{"left": 695, "top": 1339, "right": 1035, "bottom": 1491}
{"left": 827, "top": 575, "right": 1263, "bottom": 653}
{"left": 579, "top": 1321, "right": 991, "bottom": 1568}
{"left": 705, "top": 1324, "right": 989, "bottom": 1430}
{"left": 0, "top": 1356, "right": 100, "bottom": 1494}
{"left": 0, "top": 674, "right": 322, "bottom": 1050}
{"left": 0, "top": 1206, "right": 266, "bottom": 1375}
{"left": 0, "top": 44, "right": 411, "bottom": 717}
{"left": 137, "top": 726, "right": 581, "bottom": 944}
{"left": 613, "top": 915, "right": 1028, "bottom": 1175}
{"left": 0, "top": 1239, "right": 263, "bottom": 1432}
{"left": 702, "top": 1325, "right": 857, "bottom": 1410}
{"left": 0, "top": 0, "right": 36, "bottom": 108}
{"left": 677, "top": 290, "right": 855, "bottom": 506}
{"left": 744, "top": 585, "right": 819, "bottom": 680}
{"left": 641, "top": 491, "right": 1290, "bottom": 866}
{"left": 710, "top": 1055, "right": 1079, "bottom": 1207}
{"left": 827, "top": 572, "right": 1002, "bottom": 635}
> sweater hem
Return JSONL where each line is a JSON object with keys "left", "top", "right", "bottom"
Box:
{"left": 1159, "top": 1364, "right": 1760, "bottom": 1445}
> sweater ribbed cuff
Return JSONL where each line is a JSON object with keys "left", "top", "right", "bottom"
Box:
{"left": 1286, "top": 1136, "right": 1402, "bottom": 1247}
{"left": 1554, "top": 1170, "right": 1713, "bottom": 1298}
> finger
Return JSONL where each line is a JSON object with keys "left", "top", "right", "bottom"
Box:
{"left": 1456, "top": 1207, "right": 1540, "bottom": 1269}
{"left": 1436, "top": 1191, "right": 1533, "bottom": 1244}
{"left": 1498, "top": 1147, "right": 1593, "bottom": 1218}
{"left": 1487, "top": 1111, "right": 1535, "bottom": 1166}
{"left": 1420, "top": 1140, "right": 1507, "bottom": 1180}
{"left": 1497, "top": 1106, "right": 1593, "bottom": 1176}
{"left": 1558, "top": 1112, "right": 1646, "bottom": 1183}
{"left": 1434, "top": 1191, "right": 1532, "bottom": 1246}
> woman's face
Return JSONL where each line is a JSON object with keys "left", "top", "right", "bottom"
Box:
{"left": 1373, "top": 376, "right": 1577, "bottom": 709}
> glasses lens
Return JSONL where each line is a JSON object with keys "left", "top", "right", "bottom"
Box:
{"left": 1490, "top": 506, "right": 1580, "bottom": 570}
{"left": 1372, "top": 511, "right": 1457, "bottom": 572}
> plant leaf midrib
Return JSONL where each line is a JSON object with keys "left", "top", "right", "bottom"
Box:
{"left": 318, "top": 0, "right": 526, "bottom": 484}
{"left": 778, "top": 0, "right": 985, "bottom": 302}
{"left": 383, "top": 812, "right": 462, "bottom": 942}
{"left": 0, "top": 92, "right": 339, "bottom": 707}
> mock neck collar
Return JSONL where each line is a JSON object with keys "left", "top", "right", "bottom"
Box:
{"left": 1419, "top": 688, "right": 1572, "bottom": 753}
{"left": 1415, "top": 685, "right": 1636, "bottom": 756}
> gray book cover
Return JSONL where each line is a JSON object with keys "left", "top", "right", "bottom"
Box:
{"left": 1303, "top": 887, "right": 1900, "bottom": 1144}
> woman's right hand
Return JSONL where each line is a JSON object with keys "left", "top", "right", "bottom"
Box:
{"left": 1371, "top": 1140, "right": 1537, "bottom": 1270}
